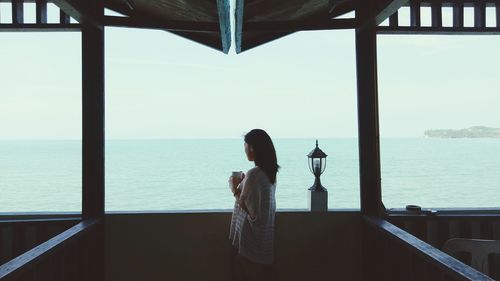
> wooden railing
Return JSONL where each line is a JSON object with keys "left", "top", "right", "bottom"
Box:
{"left": 387, "top": 212, "right": 500, "bottom": 279}
{"left": 364, "top": 216, "right": 494, "bottom": 281}
{"left": 0, "top": 0, "right": 80, "bottom": 31}
{"left": 0, "top": 219, "right": 101, "bottom": 281}
{"left": 377, "top": 0, "right": 500, "bottom": 34}
{"left": 0, "top": 217, "right": 80, "bottom": 264}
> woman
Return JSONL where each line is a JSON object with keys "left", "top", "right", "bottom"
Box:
{"left": 228, "top": 129, "right": 279, "bottom": 281}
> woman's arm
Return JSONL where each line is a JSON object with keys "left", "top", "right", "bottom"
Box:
{"left": 238, "top": 169, "right": 259, "bottom": 220}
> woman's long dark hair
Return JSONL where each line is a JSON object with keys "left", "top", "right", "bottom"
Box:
{"left": 244, "top": 129, "right": 279, "bottom": 184}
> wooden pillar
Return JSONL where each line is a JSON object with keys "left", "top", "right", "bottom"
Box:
{"left": 82, "top": 10, "right": 104, "bottom": 221}
{"left": 81, "top": 2, "right": 104, "bottom": 281}
{"left": 356, "top": 21, "right": 384, "bottom": 281}
{"left": 355, "top": 22, "right": 383, "bottom": 217}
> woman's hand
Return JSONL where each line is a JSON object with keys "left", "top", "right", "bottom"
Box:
{"left": 228, "top": 173, "right": 245, "bottom": 196}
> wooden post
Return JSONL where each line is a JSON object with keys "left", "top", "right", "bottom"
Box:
{"left": 82, "top": 14, "right": 104, "bottom": 222}
{"left": 431, "top": 2, "right": 442, "bottom": 28}
{"left": 81, "top": 1, "right": 104, "bottom": 280}
{"left": 410, "top": 0, "right": 421, "bottom": 27}
{"left": 36, "top": 0, "right": 47, "bottom": 24}
{"left": 12, "top": 0, "right": 24, "bottom": 24}
{"left": 453, "top": 1, "right": 464, "bottom": 28}
{"left": 355, "top": 22, "right": 382, "bottom": 217}
{"left": 474, "top": 1, "right": 486, "bottom": 28}
{"left": 356, "top": 17, "right": 384, "bottom": 281}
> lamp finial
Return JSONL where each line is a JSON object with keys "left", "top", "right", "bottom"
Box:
{"left": 316, "top": 139, "right": 318, "bottom": 148}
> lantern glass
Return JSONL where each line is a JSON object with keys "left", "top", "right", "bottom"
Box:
{"left": 308, "top": 157, "right": 326, "bottom": 175}
{"left": 307, "top": 140, "right": 328, "bottom": 176}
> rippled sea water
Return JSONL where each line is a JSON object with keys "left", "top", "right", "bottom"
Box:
{"left": 1, "top": 138, "right": 499, "bottom": 212}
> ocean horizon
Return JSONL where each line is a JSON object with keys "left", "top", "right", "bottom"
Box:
{"left": 1, "top": 138, "right": 499, "bottom": 212}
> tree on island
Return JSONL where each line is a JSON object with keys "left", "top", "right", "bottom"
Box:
{"left": 424, "top": 126, "right": 500, "bottom": 138}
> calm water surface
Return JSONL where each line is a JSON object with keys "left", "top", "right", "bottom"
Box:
{"left": 1, "top": 138, "right": 499, "bottom": 212}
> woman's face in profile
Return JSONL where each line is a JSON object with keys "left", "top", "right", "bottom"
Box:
{"left": 244, "top": 142, "right": 255, "bottom": 161}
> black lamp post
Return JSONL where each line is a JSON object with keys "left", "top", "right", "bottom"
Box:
{"left": 307, "top": 140, "right": 328, "bottom": 191}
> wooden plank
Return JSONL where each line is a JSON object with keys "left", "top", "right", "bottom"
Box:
{"left": 389, "top": 11, "right": 399, "bottom": 27}
{"left": 377, "top": 26, "right": 500, "bottom": 34}
{"left": 453, "top": 1, "right": 464, "bottom": 27}
{"left": 431, "top": 1, "right": 442, "bottom": 27}
{"left": 356, "top": 0, "right": 409, "bottom": 28}
{"left": 437, "top": 220, "right": 451, "bottom": 249}
{"left": 52, "top": 0, "right": 101, "bottom": 27}
{"left": 12, "top": 226, "right": 24, "bottom": 258}
{"left": 0, "top": 218, "right": 80, "bottom": 227}
{"left": 0, "top": 219, "right": 99, "bottom": 280}
{"left": 374, "top": 0, "right": 410, "bottom": 26}
{"left": 480, "top": 221, "right": 493, "bottom": 239}
{"left": 35, "top": 0, "right": 46, "bottom": 24}
{"left": 364, "top": 216, "right": 494, "bottom": 281}
{"left": 216, "top": 0, "right": 231, "bottom": 54}
{"left": 0, "top": 227, "right": 13, "bottom": 265}
{"left": 103, "top": 15, "right": 219, "bottom": 32}
{"left": 242, "top": 18, "right": 359, "bottom": 32}
{"left": 0, "top": 228, "right": 4, "bottom": 264}
{"left": 474, "top": 1, "right": 486, "bottom": 27}
{"left": 493, "top": 221, "right": 500, "bottom": 239}
{"left": 59, "top": 9, "right": 70, "bottom": 24}
{"left": 426, "top": 220, "right": 440, "bottom": 247}
{"left": 12, "top": 0, "right": 23, "bottom": 24}
{"left": 355, "top": 22, "right": 383, "bottom": 217}
{"left": 410, "top": 0, "right": 421, "bottom": 27}
{"left": 459, "top": 221, "right": 472, "bottom": 238}
{"left": 470, "top": 221, "right": 481, "bottom": 238}
{"left": 329, "top": 0, "right": 357, "bottom": 18}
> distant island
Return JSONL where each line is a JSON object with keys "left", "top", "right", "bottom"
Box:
{"left": 424, "top": 126, "right": 500, "bottom": 138}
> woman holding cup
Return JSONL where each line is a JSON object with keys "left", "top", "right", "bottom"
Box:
{"left": 228, "top": 129, "right": 279, "bottom": 281}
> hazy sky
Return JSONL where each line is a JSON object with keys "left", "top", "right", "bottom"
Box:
{"left": 0, "top": 6, "right": 499, "bottom": 139}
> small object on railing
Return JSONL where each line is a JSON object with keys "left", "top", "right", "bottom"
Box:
{"left": 406, "top": 204, "right": 422, "bottom": 213}
{"left": 307, "top": 140, "right": 328, "bottom": 212}
{"left": 422, "top": 209, "right": 438, "bottom": 216}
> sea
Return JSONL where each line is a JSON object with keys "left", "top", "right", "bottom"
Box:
{"left": 1, "top": 138, "right": 499, "bottom": 212}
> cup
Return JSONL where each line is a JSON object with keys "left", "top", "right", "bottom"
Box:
{"left": 232, "top": 171, "right": 243, "bottom": 179}
{"left": 231, "top": 171, "right": 243, "bottom": 187}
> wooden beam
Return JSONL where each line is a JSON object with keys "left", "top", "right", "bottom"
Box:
{"left": 0, "top": 23, "right": 80, "bottom": 31}
{"left": 242, "top": 18, "right": 359, "bottom": 32}
{"left": 377, "top": 26, "right": 500, "bottom": 34}
{"left": 103, "top": 15, "right": 219, "bottom": 32}
{"left": 0, "top": 217, "right": 80, "bottom": 226}
{"left": 355, "top": 22, "right": 383, "bottom": 217}
{"left": 217, "top": 0, "right": 231, "bottom": 54}
{"left": 389, "top": 11, "right": 399, "bottom": 27}
{"left": 330, "top": 0, "right": 358, "bottom": 18}
{"left": 0, "top": 219, "right": 99, "bottom": 280}
{"left": 364, "top": 216, "right": 494, "bottom": 281}
{"left": 60, "top": 9, "right": 70, "bottom": 24}
{"left": 374, "top": 0, "right": 410, "bottom": 26}
{"left": 52, "top": 0, "right": 101, "bottom": 27}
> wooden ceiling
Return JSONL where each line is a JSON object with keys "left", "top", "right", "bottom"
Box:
{"left": 104, "top": 0, "right": 231, "bottom": 53}
{"left": 51, "top": 0, "right": 499, "bottom": 54}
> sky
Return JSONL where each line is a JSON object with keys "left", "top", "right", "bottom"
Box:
{"left": 0, "top": 5, "right": 499, "bottom": 139}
